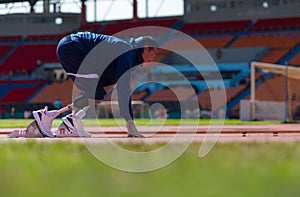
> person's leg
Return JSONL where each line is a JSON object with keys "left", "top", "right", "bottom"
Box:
{"left": 61, "top": 92, "right": 101, "bottom": 137}
{"left": 32, "top": 36, "right": 84, "bottom": 137}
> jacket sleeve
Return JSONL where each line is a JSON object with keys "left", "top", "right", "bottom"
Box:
{"left": 115, "top": 51, "right": 135, "bottom": 120}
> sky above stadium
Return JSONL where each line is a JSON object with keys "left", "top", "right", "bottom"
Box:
{"left": 0, "top": 0, "right": 184, "bottom": 21}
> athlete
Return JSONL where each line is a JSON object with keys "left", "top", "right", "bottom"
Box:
{"left": 33, "top": 31, "right": 158, "bottom": 138}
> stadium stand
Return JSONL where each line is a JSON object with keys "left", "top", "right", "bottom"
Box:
{"left": 0, "top": 35, "right": 22, "bottom": 42}
{"left": 145, "top": 86, "right": 196, "bottom": 102}
{"left": 2, "top": 0, "right": 300, "bottom": 120}
{"left": 178, "top": 20, "right": 251, "bottom": 35}
{"left": 196, "top": 36, "right": 234, "bottom": 49}
{"left": 0, "top": 79, "right": 46, "bottom": 103}
{"left": 24, "top": 33, "right": 66, "bottom": 42}
{"left": 241, "top": 74, "right": 300, "bottom": 115}
{"left": 29, "top": 79, "right": 73, "bottom": 106}
{"left": 230, "top": 33, "right": 300, "bottom": 49}
{"left": 259, "top": 48, "right": 290, "bottom": 64}
{"left": 99, "top": 17, "right": 179, "bottom": 36}
{"left": 1, "top": 86, "right": 41, "bottom": 103}
{"left": 195, "top": 84, "right": 248, "bottom": 112}
{"left": 81, "top": 22, "right": 103, "bottom": 32}
{"left": 230, "top": 33, "right": 300, "bottom": 63}
{"left": 0, "top": 44, "right": 58, "bottom": 72}
{"left": 161, "top": 36, "right": 234, "bottom": 50}
{"left": 289, "top": 51, "right": 300, "bottom": 66}
{"left": 102, "top": 89, "right": 150, "bottom": 102}
{"left": 249, "top": 17, "right": 300, "bottom": 32}
{"left": 0, "top": 45, "right": 12, "bottom": 59}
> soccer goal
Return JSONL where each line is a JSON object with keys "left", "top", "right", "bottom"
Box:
{"left": 97, "top": 101, "right": 150, "bottom": 119}
{"left": 240, "top": 61, "right": 300, "bottom": 121}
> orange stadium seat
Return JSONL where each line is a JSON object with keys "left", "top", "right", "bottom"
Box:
{"left": 195, "top": 84, "right": 248, "bottom": 111}
{"left": 145, "top": 86, "right": 196, "bottom": 102}
{"left": 289, "top": 51, "right": 300, "bottom": 66}
{"left": 30, "top": 79, "right": 73, "bottom": 106}
{"left": 259, "top": 48, "right": 290, "bottom": 64}
{"left": 231, "top": 33, "right": 300, "bottom": 48}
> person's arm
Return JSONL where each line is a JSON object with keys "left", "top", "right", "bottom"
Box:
{"left": 116, "top": 69, "right": 133, "bottom": 121}
{"left": 115, "top": 52, "right": 144, "bottom": 137}
{"left": 115, "top": 51, "right": 135, "bottom": 120}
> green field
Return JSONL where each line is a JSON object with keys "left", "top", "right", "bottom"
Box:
{"left": 0, "top": 118, "right": 283, "bottom": 128}
{"left": 1, "top": 119, "right": 299, "bottom": 197}
{"left": 1, "top": 142, "right": 300, "bottom": 197}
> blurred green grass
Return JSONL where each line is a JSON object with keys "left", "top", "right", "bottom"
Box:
{"left": 1, "top": 141, "right": 300, "bottom": 197}
{"left": 0, "top": 118, "right": 282, "bottom": 128}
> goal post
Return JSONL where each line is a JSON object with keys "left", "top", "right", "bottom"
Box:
{"left": 97, "top": 101, "right": 149, "bottom": 119}
{"left": 241, "top": 61, "right": 300, "bottom": 121}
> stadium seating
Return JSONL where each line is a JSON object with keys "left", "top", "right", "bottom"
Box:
{"left": 24, "top": 33, "right": 66, "bottom": 42}
{"left": 289, "top": 51, "right": 300, "bottom": 66}
{"left": 1, "top": 44, "right": 58, "bottom": 72}
{"left": 145, "top": 86, "right": 196, "bottom": 102}
{"left": 29, "top": 79, "right": 73, "bottom": 106}
{"left": 249, "top": 17, "right": 300, "bottom": 32}
{"left": 0, "top": 79, "right": 46, "bottom": 103}
{"left": 161, "top": 36, "right": 234, "bottom": 50}
{"left": 178, "top": 20, "right": 251, "bottom": 35}
{"left": 0, "top": 45, "right": 13, "bottom": 59}
{"left": 81, "top": 22, "right": 103, "bottom": 32}
{"left": 100, "top": 17, "right": 178, "bottom": 36}
{"left": 231, "top": 33, "right": 300, "bottom": 63}
{"left": 196, "top": 36, "right": 234, "bottom": 49}
{"left": 0, "top": 35, "right": 22, "bottom": 42}
{"left": 231, "top": 33, "right": 300, "bottom": 49}
{"left": 259, "top": 48, "right": 290, "bottom": 64}
{"left": 195, "top": 84, "right": 248, "bottom": 111}
{"left": 2, "top": 15, "right": 300, "bottom": 119}
{"left": 1, "top": 87, "right": 40, "bottom": 103}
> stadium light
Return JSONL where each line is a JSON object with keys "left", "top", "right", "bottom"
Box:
{"left": 262, "top": 1, "right": 269, "bottom": 8}
{"left": 55, "top": 17, "right": 63, "bottom": 25}
{"left": 210, "top": 4, "right": 217, "bottom": 12}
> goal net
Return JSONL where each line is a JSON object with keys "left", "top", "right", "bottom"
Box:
{"left": 240, "top": 61, "right": 300, "bottom": 121}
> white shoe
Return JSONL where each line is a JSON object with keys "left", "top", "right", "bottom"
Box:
{"left": 32, "top": 106, "right": 58, "bottom": 138}
{"left": 55, "top": 122, "right": 81, "bottom": 137}
{"left": 62, "top": 110, "right": 91, "bottom": 138}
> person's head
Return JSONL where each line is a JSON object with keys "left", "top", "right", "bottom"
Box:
{"left": 133, "top": 36, "right": 158, "bottom": 63}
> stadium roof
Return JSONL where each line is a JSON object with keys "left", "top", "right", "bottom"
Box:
{"left": 0, "top": 0, "right": 38, "bottom": 5}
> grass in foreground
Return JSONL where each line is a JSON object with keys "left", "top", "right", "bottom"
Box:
{"left": 1, "top": 141, "right": 300, "bottom": 197}
{"left": 0, "top": 118, "right": 284, "bottom": 128}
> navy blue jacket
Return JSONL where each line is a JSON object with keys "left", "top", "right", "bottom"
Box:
{"left": 57, "top": 32, "right": 144, "bottom": 120}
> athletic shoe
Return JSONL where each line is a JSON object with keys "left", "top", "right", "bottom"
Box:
{"left": 55, "top": 122, "right": 81, "bottom": 137}
{"left": 126, "top": 120, "right": 144, "bottom": 138}
{"left": 62, "top": 114, "right": 75, "bottom": 131}
{"left": 127, "top": 133, "right": 145, "bottom": 138}
{"left": 62, "top": 110, "right": 91, "bottom": 138}
{"left": 32, "top": 106, "right": 58, "bottom": 138}
{"left": 7, "top": 130, "right": 26, "bottom": 138}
